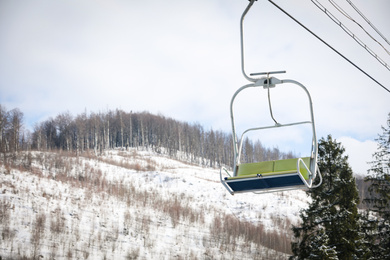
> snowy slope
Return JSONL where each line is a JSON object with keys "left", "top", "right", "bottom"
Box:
{"left": 0, "top": 149, "right": 310, "bottom": 259}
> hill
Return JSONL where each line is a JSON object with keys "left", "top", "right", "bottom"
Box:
{"left": 0, "top": 148, "right": 310, "bottom": 259}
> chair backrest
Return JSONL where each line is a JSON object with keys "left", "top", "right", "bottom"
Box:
{"left": 273, "top": 157, "right": 311, "bottom": 180}
{"left": 237, "top": 157, "right": 311, "bottom": 180}
{"left": 237, "top": 160, "right": 274, "bottom": 176}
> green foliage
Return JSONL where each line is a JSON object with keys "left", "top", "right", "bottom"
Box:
{"left": 307, "top": 229, "right": 338, "bottom": 260}
{"left": 364, "top": 113, "right": 390, "bottom": 259}
{"left": 291, "top": 135, "right": 367, "bottom": 259}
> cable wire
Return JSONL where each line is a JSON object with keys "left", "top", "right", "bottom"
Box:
{"left": 311, "top": 0, "right": 390, "bottom": 71}
{"left": 328, "top": 0, "right": 390, "bottom": 56}
{"left": 346, "top": 0, "right": 390, "bottom": 47}
{"left": 267, "top": 0, "right": 390, "bottom": 94}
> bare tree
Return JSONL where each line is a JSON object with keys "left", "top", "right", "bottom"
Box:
{"left": 0, "top": 105, "right": 9, "bottom": 153}
{"left": 7, "top": 108, "right": 23, "bottom": 152}
{"left": 55, "top": 112, "right": 73, "bottom": 151}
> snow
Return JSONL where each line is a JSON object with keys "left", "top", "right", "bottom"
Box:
{"left": 0, "top": 148, "right": 311, "bottom": 259}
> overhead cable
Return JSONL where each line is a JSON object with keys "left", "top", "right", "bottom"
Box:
{"left": 346, "top": 0, "right": 390, "bottom": 47}
{"left": 328, "top": 0, "right": 390, "bottom": 56}
{"left": 311, "top": 0, "right": 390, "bottom": 71}
{"left": 267, "top": 0, "right": 390, "bottom": 94}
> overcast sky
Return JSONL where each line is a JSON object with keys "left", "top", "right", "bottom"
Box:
{"left": 1, "top": 0, "right": 389, "bottom": 175}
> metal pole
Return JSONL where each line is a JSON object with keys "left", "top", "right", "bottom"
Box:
{"left": 240, "top": 0, "right": 257, "bottom": 82}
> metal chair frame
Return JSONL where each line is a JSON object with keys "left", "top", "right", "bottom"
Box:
{"left": 220, "top": 0, "right": 322, "bottom": 195}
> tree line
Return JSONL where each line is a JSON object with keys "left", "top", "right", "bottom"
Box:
{"left": 0, "top": 104, "right": 293, "bottom": 168}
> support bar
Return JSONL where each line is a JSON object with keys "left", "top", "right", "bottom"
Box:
{"left": 250, "top": 70, "right": 286, "bottom": 76}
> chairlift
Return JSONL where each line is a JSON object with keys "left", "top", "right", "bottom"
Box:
{"left": 220, "top": 0, "right": 322, "bottom": 195}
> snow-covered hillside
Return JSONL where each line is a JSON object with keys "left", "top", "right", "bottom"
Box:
{"left": 0, "top": 149, "right": 310, "bottom": 259}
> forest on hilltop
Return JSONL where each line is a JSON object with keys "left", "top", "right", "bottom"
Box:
{"left": 1, "top": 104, "right": 380, "bottom": 209}
{"left": 0, "top": 104, "right": 294, "bottom": 168}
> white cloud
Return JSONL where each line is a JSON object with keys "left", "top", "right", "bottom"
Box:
{"left": 338, "top": 136, "right": 377, "bottom": 175}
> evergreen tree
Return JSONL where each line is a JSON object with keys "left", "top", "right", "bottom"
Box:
{"left": 358, "top": 210, "right": 378, "bottom": 259}
{"left": 365, "top": 113, "right": 390, "bottom": 259}
{"left": 291, "top": 135, "right": 366, "bottom": 259}
{"left": 307, "top": 229, "right": 338, "bottom": 260}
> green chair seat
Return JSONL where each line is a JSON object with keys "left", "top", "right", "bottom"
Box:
{"left": 231, "top": 157, "right": 311, "bottom": 180}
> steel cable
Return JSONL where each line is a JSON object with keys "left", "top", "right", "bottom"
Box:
{"left": 267, "top": 0, "right": 390, "bottom": 94}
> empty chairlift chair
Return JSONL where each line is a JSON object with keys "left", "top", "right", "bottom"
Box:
{"left": 220, "top": 74, "right": 322, "bottom": 195}
{"left": 219, "top": 0, "right": 322, "bottom": 195}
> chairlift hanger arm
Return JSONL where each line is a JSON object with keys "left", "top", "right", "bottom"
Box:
{"left": 241, "top": 0, "right": 286, "bottom": 81}
{"left": 240, "top": 0, "right": 257, "bottom": 82}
